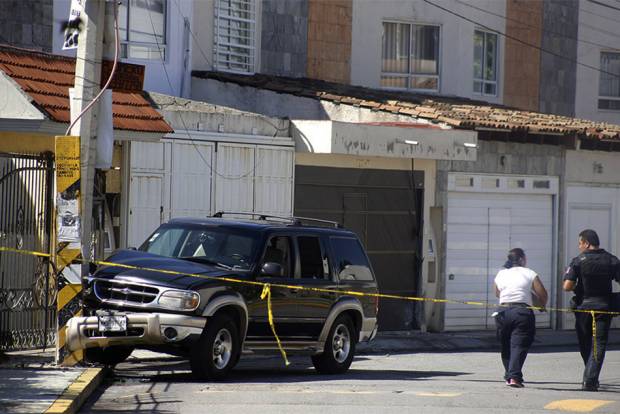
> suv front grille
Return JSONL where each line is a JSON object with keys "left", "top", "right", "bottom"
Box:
{"left": 94, "top": 279, "right": 160, "bottom": 306}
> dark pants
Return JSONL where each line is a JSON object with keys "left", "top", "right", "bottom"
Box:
{"left": 495, "top": 306, "right": 535, "bottom": 381}
{"left": 575, "top": 311, "right": 612, "bottom": 386}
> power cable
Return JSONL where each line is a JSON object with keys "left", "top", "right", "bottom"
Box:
{"left": 454, "top": 0, "right": 619, "bottom": 51}
{"left": 587, "top": 0, "right": 620, "bottom": 13}
{"left": 422, "top": 0, "right": 620, "bottom": 80}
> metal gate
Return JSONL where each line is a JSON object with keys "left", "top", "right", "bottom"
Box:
{"left": 0, "top": 152, "right": 55, "bottom": 351}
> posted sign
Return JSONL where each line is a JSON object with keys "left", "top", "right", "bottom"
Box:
{"left": 62, "top": 0, "right": 84, "bottom": 50}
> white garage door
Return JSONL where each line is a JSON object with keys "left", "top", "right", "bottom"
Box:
{"left": 445, "top": 176, "right": 557, "bottom": 330}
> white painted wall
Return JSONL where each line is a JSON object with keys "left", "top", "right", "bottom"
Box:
{"left": 350, "top": 0, "right": 505, "bottom": 104}
{"left": 53, "top": 0, "right": 193, "bottom": 97}
{"left": 575, "top": 2, "right": 620, "bottom": 124}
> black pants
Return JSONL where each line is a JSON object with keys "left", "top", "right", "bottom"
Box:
{"left": 575, "top": 311, "right": 612, "bottom": 386}
{"left": 495, "top": 306, "right": 535, "bottom": 381}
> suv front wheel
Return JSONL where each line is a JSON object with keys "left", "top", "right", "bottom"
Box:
{"left": 190, "top": 313, "right": 240, "bottom": 380}
{"left": 312, "top": 314, "right": 356, "bottom": 374}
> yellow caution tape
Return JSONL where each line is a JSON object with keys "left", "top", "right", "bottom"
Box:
{"left": 2, "top": 246, "right": 617, "bottom": 365}
{"left": 260, "top": 284, "right": 290, "bottom": 366}
{"left": 591, "top": 311, "right": 597, "bottom": 362}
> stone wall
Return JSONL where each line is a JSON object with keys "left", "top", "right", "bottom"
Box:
{"left": 0, "top": 0, "right": 53, "bottom": 52}
{"left": 503, "top": 0, "right": 542, "bottom": 111}
{"left": 260, "top": 0, "right": 308, "bottom": 77}
{"left": 539, "top": 0, "right": 578, "bottom": 116}
{"left": 306, "top": 0, "right": 352, "bottom": 83}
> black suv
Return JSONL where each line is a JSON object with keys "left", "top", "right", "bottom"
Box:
{"left": 66, "top": 214, "right": 379, "bottom": 379}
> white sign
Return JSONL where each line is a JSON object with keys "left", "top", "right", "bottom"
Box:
{"left": 62, "top": 0, "right": 85, "bottom": 50}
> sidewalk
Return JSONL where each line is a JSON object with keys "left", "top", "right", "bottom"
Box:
{"left": 0, "top": 349, "right": 105, "bottom": 414}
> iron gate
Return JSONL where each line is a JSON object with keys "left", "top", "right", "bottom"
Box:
{"left": 0, "top": 152, "right": 55, "bottom": 351}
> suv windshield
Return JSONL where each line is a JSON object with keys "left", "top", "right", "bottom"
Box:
{"left": 139, "top": 224, "right": 259, "bottom": 271}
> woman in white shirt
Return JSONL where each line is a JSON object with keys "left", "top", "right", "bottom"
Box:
{"left": 494, "top": 248, "right": 548, "bottom": 388}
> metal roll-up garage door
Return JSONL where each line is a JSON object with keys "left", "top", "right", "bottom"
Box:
{"left": 295, "top": 165, "right": 424, "bottom": 331}
{"left": 444, "top": 174, "right": 557, "bottom": 330}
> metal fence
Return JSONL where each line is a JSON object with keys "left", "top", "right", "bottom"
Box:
{"left": 0, "top": 152, "right": 55, "bottom": 351}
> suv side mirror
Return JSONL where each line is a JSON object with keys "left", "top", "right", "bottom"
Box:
{"left": 260, "top": 262, "right": 283, "bottom": 277}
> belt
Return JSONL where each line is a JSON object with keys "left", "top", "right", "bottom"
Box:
{"left": 500, "top": 302, "right": 529, "bottom": 308}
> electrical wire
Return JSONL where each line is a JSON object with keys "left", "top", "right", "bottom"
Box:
{"left": 588, "top": 0, "right": 620, "bottom": 13}
{"left": 454, "top": 0, "right": 619, "bottom": 51}
{"left": 422, "top": 0, "right": 620, "bottom": 80}
{"left": 66, "top": 1, "right": 119, "bottom": 136}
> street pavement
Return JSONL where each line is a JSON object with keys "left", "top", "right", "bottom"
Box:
{"left": 81, "top": 348, "right": 620, "bottom": 414}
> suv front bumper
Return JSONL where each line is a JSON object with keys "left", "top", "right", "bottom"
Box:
{"left": 66, "top": 312, "right": 206, "bottom": 351}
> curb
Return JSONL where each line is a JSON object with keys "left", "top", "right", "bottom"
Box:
{"left": 43, "top": 368, "right": 106, "bottom": 414}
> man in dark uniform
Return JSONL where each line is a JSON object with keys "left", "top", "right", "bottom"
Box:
{"left": 563, "top": 229, "right": 620, "bottom": 392}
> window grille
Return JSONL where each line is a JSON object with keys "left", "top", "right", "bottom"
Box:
{"left": 214, "top": 0, "right": 257, "bottom": 74}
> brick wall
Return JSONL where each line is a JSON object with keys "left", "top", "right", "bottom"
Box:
{"left": 306, "top": 0, "right": 352, "bottom": 83}
{"left": 503, "top": 0, "right": 542, "bottom": 111}
{"left": 261, "top": 0, "right": 309, "bottom": 77}
{"left": 0, "top": 0, "right": 53, "bottom": 52}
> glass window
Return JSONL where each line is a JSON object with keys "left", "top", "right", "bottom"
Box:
{"left": 262, "top": 236, "right": 293, "bottom": 278}
{"left": 298, "top": 237, "right": 327, "bottom": 280}
{"left": 118, "top": 0, "right": 167, "bottom": 60}
{"left": 599, "top": 52, "right": 620, "bottom": 110}
{"left": 214, "top": 0, "right": 257, "bottom": 73}
{"left": 330, "top": 237, "right": 374, "bottom": 281}
{"left": 381, "top": 22, "right": 440, "bottom": 92}
{"left": 473, "top": 30, "right": 498, "bottom": 96}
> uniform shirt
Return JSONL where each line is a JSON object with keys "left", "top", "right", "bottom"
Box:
{"left": 495, "top": 266, "right": 538, "bottom": 305}
{"left": 564, "top": 249, "right": 620, "bottom": 309}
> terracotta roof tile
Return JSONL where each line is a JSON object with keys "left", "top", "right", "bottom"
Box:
{"left": 194, "top": 71, "right": 620, "bottom": 141}
{"left": 0, "top": 45, "right": 172, "bottom": 133}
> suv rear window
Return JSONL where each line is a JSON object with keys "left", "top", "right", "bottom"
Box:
{"left": 330, "top": 237, "right": 374, "bottom": 281}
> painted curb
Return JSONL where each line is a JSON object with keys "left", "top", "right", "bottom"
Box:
{"left": 43, "top": 367, "right": 105, "bottom": 414}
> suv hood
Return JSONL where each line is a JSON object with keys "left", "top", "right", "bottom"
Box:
{"left": 93, "top": 249, "right": 247, "bottom": 289}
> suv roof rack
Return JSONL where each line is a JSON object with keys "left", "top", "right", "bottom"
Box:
{"left": 211, "top": 211, "right": 342, "bottom": 228}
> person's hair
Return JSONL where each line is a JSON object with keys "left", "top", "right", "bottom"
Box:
{"left": 504, "top": 248, "right": 526, "bottom": 269}
{"left": 579, "top": 229, "right": 600, "bottom": 248}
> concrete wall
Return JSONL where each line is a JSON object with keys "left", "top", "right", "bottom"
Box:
{"left": 53, "top": 0, "right": 194, "bottom": 97}
{"left": 350, "top": 0, "right": 505, "bottom": 104}
{"left": 261, "top": 0, "right": 308, "bottom": 77}
{"left": 0, "top": 0, "right": 53, "bottom": 51}
{"left": 574, "top": 1, "right": 620, "bottom": 124}
{"left": 503, "top": 0, "right": 542, "bottom": 111}
{"left": 307, "top": 0, "right": 352, "bottom": 83}
{"left": 539, "top": 0, "right": 578, "bottom": 116}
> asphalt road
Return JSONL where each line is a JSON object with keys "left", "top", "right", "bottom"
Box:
{"left": 80, "top": 348, "right": 620, "bottom": 414}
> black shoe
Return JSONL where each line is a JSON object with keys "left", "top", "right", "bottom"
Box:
{"left": 582, "top": 382, "right": 598, "bottom": 392}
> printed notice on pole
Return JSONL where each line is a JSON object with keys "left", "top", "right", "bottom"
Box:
{"left": 55, "top": 136, "right": 81, "bottom": 243}
{"left": 62, "top": 0, "right": 84, "bottom": 50}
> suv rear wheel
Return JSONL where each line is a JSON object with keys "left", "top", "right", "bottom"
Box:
{"left": 190, "top": 313, "right": 240, "bottom": 380}
{"left": 312, "top": 314, "right": 356, "bottom": 374}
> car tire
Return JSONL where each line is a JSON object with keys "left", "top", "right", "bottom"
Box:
{"left": 311, "top": 314, "right": 357, "bottom": 375}
{"left": 190, "top": 313, "right": 240, "bottom": 380}
{"left": 84, "top": 346, "right": 134, "bottom": 366}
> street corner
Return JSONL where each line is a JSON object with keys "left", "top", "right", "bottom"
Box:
{"left": 44, "top": 367, "right": 106, "bottom": 414}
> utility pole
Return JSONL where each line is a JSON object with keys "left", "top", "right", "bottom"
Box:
{"left": 56, "top": 0, "right": 105, "bottom": 366}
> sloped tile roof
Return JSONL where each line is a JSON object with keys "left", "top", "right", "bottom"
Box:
{"left": 0, "top": 45, "right": 172, "bottom": 134}
{"left": 195, "top": 71, "right": 620, "bottom": 141}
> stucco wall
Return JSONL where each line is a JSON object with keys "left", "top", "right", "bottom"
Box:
{"left": 539, "top": 0, "right": 578, "bottom": 116}
{"left": 0, "top": 0, "right": 53, "bottom": 51}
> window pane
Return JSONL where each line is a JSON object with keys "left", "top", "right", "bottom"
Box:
{"left": 600, "top": 52, "right": 620, "bottom": 98}
{"left": 484, "top": 82, "right": 496, "bottom": 95}
{"left": 330, "top": 237, "right": 374, "bottom": 281}
{"left": 411, "top": 76, "right": 438, "bottom": 90}
{"left": 473, "top": 80, "right": 482, "bottom": 94}
{"left": 485, "top": 32, "right": 497, "bottom": 81}
{"left": 127, "top": 44, "right": 165, "bottom": 60}
{"left": 118, "top": 0, "right": 129, "bottom": 41}
{"left": 298, "top": 237, "right": 326, "bottom": 279}
{"left": 129, "top": 0, "right": 166, "bottom": 45}
{"left": 411, "top": 25, "right": 439, "bottom": 75}
{"left": 382, "top": 22, "right": 410, "bottom": 73}
{"left": 215, "top": 0, "right": 255, "bottom": 73}
{"left": 380, "top": 75, "right": 408, "bottom": 88}
{"left": 598, "top": 98, "right": 620, "bottom": 110}
{"left": 473, "top": 30, "right": 483, "bottom": 80}
{"left": 263, "top": 236, "right": 293, "bottom": 277}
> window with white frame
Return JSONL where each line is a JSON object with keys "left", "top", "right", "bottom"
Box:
{"left": 599, "top": 52, "right": 620, "bottom": 110}
{"left": 118, "top": 0, "right": 167, "bottom": 60}
{"left": 214, "top": 0, "right": 257, "bottom": 73}
{"left": 473, "top": 30, "right": 498, "bottom": 96}
{"left": 381, "top": 22, "right": 440, "bottom": 91}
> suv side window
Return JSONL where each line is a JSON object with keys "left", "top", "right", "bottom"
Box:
{"left": 330, "top": 237, "right": 374, "bottom": 281}
{"left": 262, "top": 236, "right": 294, "bottom": 278}
{"left": 298, "top": 236, "right": 328, "bottom": 279}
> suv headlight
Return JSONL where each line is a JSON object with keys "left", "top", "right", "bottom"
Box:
{"left": 158, "top": 290, "right": 200, "bottom": 311}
